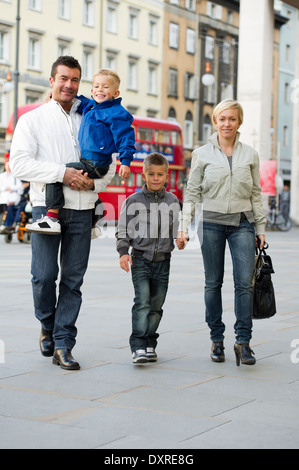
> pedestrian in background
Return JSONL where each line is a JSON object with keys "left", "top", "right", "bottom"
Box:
{"left": 9, "top": 56, "right": 115, "bottom": 370}
{"left": 177, "top": 99, "right": 267, "bottom": 366}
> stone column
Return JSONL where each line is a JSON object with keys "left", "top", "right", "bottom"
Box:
{"left": 290, "top": 10, "right": 299, "bottom": 225}
{"left": 237, "top": 0, "right": 274, "bottom": 160}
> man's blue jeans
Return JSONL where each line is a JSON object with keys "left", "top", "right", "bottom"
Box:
{"left": 130, "top": 255, "right": 170, "bottom": 352}
{"left": 31, "top": 206, "right": 92, "bottom": 350}
{"left": 200, "top": 219, "right": 256, "bottom": 344}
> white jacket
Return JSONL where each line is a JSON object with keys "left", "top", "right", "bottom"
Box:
{"left": 179, "top": 132, "right": 267, "bottom": 235}
{"left": 9, "top": 99, "right": 116, "bottom": 209}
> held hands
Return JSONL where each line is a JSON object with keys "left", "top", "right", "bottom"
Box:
{"left": 119, "top": 165, "right": 130, "bottom": 179}
{"left": 63, "top": 168, "right": 94, "bottom": 191}
{"left": 176, "top": 231, "right": 189, "bottom": 250}
{"left": 120, "top": 254, "right": 132, "bottom": 273}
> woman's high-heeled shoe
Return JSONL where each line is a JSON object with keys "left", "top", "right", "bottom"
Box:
{"left": 210, "top": 341, "right": 225, "bottom": 362}
{"left": 234, "top": 343, "right": 256, "bottom": 366}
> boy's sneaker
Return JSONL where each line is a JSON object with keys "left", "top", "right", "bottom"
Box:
{"left": 146, "top": 347, "right": 157, "bottom": 362}
{"left": 25, "top": 216, "right": 61, "bottom": 235}
{"left": 91, "top": 226, "right": 102, "bottom": 240}
{"left": 132, "top": 349, "right": 148, "bottom": 364}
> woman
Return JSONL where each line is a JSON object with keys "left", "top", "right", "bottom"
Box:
{"left": 177, "top": 99, "right": 267, "bottom": 366}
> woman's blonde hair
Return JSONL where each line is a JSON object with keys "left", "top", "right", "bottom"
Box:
{"left": 212, "top": 99, "right": 244, "bottom": 127}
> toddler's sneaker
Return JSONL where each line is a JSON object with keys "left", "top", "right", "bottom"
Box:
{"left": 146, "top": 347, "right": 157, "bottom": 362}
{"left": 91, "top": 225, "right": 102, "bottom": 240}
{"left": 26, "top": 216, "right": 61, "bottom": 235}
{"left": 132, "top": 349, "right": 148, "bottom": 364}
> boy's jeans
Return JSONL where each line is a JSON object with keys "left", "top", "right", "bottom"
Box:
{"left": 200, "top": 219, "right": 256, "bottom": 344}
{"left": 130, "top": 255, "right": 170, "bottom": 352}
{"left": 31, "top": 206, "right": 92, "bottom": 350}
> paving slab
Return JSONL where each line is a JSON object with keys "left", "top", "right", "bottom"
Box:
{"left": 0, "top": 226, "right": 299, "bottom": 450}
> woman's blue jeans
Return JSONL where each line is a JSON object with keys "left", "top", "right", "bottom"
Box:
{"left": 130, "top": 255, "right": 170, "bottom": 352}
{"left": 200, "top": 219, "right": 256, "bottom": 344}
{"left": 31, "top": 206, "right": 92, "bottom": 350}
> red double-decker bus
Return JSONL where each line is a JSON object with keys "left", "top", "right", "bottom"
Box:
{"left": 99, "top": 116, "right": 186, "bottom": 220}
{"left": 5, "top": 107, "right": 186, "bottom": 220}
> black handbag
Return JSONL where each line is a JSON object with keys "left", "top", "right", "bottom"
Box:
{"left": 252, "top": 242, "right": 276, "bottom": 319}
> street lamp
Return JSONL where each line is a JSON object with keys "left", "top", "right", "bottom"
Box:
{"left": 201, "top": 62, "right": 215, "bottom": 87}
{"left": 14, "top": 0, "right": 21, "bottom": 131}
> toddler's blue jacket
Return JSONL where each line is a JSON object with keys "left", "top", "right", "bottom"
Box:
{"left": 77, "top": 96, "right": 136, "bottom": 168}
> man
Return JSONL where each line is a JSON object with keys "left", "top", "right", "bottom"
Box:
{"left": 9, "top": 56, "right": 116, "bottom": 370}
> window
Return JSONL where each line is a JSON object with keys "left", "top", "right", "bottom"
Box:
{"left": 128, "top": 9, "right": 139, "bottom": 40}
{"left": 168, "top": 68, "right": 178, "bottom": 97}
{"left": 107, "top": 3, "right": 118, "bottom": 34}
{"left": 221, "top": 83, "right": 233, "bottom": 101}
{"left": 29, "top": 0, "right": 42, "bottom": 11}
{"left": 207, "top": 2, "right": 222, "bottom": 19}
{"left": 204, "top": 81, "right": 216, "bottom": 104}
{"left": 184, "top": 111, "right": 193, "bottom": 149}
{"left": 222, "top": 42, "right": 231, "bottom": 64}
{"left": 168, "top": 107, "right": 177, "bottom": 121}
{"left": 58, "top": 0, "right": 71, "bottom": 20}
{"left": 170, "top": 0, "right": 179, "bottom": 4}
{"left": 128, "top": 59, "right": 138, "bottom": 91}
{"left": 83, "top": 0, "right": 94, "bottom": 27}
{"left": 283, "top": 125, "right": 289, "bottom": 147}
{"left": 149, "top": 16, "right": 158, "bottom": 46}
{"left": 148, "top": 64, "right": 157, "bottom": 95}
{"left": 106, "top": 51, "right": 117, "bottom": 70}
{"left": 169, "top": 22, "right": 179, "bottom": 49}
{"left": 28, "top": 36, "right": 41, "bottom": 69}
{"left": 205, "top": 36, "right": 214, "bottom": 59}
{"left": 58, "top": 41, "right": 70, "bottom": 56}
{"left": 184, "top": 73, "right": 199, "bottom": 100}
{"left": 227, "top": 9, "right": 234, "bottom": 24}
{"left": 0, "top": 30, "right": 10, "bottom": 63}
{"left": 186, "top": 28, "right": 195, "bottom": 54}
{"left": 185, "top": 0, "right": 195, "bottom": 11}
{"left": 82, "top": 49, "right": 93, "bottom": 81}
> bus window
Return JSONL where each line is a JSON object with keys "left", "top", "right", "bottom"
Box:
{"left": 155, "top": 129, "right": 170, "bottom": 144}
{"left": 126, "top": 173, "right": 135, "bottom": 187}
{"left": 136, "top": 173, "right": 143, "bottom": 188}
{"left": 138, "top": 127, "right": 153, "bottom": 142}
{"left": 110, "top": 173, "right": 125, "bottom": 187}
{"left": 178, "top": 170, "right": 185, "bottom": 190}
{"left": 171, "top": 131, "right": 182, "bottom": 145}
{"left": 170, "top": 170, "right": 176, "bottom": 190}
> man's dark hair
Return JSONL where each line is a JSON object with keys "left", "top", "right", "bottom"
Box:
{"left": 51, "top": 56, "right": 82, "bottom": 79}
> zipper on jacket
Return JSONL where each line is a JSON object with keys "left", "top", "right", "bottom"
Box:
{"left": 153, "top": 192, "right": 161, "bottom": 261}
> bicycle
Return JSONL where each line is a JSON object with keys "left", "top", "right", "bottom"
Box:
{"left": 266, "top": 199, "right": 292, "bottom": 232}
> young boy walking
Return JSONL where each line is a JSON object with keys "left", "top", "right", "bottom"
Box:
{"left": 116, "top": 153, "right": 180, "bottom": 364}
{"left": 26, "top": 68, "right": 135, "bottom": 236}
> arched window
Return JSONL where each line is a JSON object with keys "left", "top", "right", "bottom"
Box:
{"left": 168, "top": 107, "right": 177, "bottom": 121}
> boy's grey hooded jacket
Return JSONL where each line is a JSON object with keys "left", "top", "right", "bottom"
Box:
{"left": 116, "top": 185, "right": 180, "bottom": 261}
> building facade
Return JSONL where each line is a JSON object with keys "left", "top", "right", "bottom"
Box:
{"left": 0, "top": 0, "right": 164, "bottom": 158}
{"left": 275, "top": 0, "right": 297, "bottom": 184}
